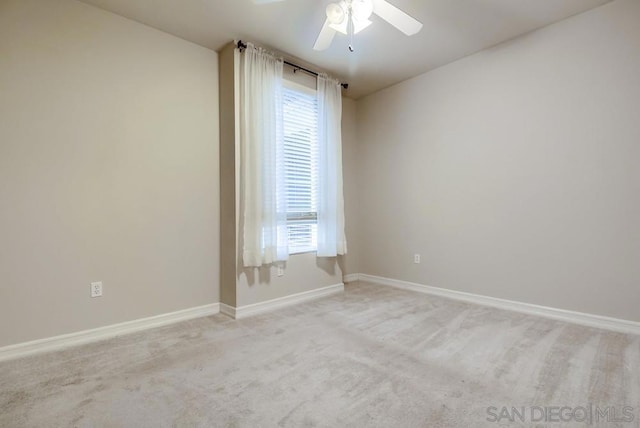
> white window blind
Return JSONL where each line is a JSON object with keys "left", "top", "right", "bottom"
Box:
{"left": 283, "top": 82, "right": 318, "bottom": 254}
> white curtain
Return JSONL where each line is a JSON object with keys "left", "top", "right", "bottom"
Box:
{"left": 239, "top": 43, "right": 288, "bottom": 267}
{"left": 316, "top": 74, "right": 347, "bottom": 257}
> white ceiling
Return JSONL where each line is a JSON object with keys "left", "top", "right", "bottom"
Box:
{"left": 79, "top": 0, "right": 612, "bottom": 98}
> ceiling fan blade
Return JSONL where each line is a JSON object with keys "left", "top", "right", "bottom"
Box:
{"left": 372, "top": 0, "right": 423, "bottom": 36}
{"left": 313, "top": 19, "right": 336, "bottom": 51}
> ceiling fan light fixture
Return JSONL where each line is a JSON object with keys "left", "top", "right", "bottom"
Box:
{"left": 326, "top": 2, "right": 346, "bottom": 25}
{"left": 351, "top": 0, "right": 374, "bottom": 21}
{"left": 288, "top": 0, "right": 423, "bottom": 52}
{"left": 329, "top": 0, "right": 372, "bottom": 35}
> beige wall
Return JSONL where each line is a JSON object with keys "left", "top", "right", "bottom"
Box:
{"left": 355, "top": 0, "right": 640, "bottom": 322}
{"left": 236, "top": 253, "right": 342, "bottom": 307}
{"left": 0, "top": 0, "right": 220, "bottom": 347}
{"left": 218, "top": 43, "right": 238, "bottom": 307}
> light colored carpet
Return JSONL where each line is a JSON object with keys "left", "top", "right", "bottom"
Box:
{"left": 1, "top": 281, "right": 639, "bottom": 427}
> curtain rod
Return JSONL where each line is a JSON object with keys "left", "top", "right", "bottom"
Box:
{"left": 236, "top": 40, "right": 349, "bottom": 90}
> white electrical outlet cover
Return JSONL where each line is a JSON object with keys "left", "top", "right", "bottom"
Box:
{"left": 90, "top": 281, "right": 103, "bottom": 298}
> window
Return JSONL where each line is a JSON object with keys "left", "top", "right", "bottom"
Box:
{"left": 239, "top": 47, "right": 345, "bottom": 267}
{"left": 283, "top": 81, "right": 318, "bottom": 254}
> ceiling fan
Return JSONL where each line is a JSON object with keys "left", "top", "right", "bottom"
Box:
{"left": 253, "top": 0, "right": 423, "bottom": 52}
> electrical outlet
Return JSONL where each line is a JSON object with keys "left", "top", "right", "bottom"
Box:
{"left": 90, "top": 281, "right": 103, "bottom": 298}
{"left": 414, "top": 254, "right": 421, "bottom": 264}
{"left": 277, "top": 265, "right": 284, "bottom": 277}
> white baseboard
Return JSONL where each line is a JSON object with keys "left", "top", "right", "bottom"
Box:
{"left": 343, "top": 273, "right": 360, "bottom": 283}
{"left": 220, "top": 283, "right": 344, "bottom": 319}
{"left": 358, "top": 274, "right": 640, "bottom": 335}
{"left": 0, "top": 303, "right": 220, "bottom": 362}
{"left": 219, "top": 303, "right": 236, "bottom": 318}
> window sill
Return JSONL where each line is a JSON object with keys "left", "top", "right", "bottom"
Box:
{"left": 289, "top": 248, "right": 317, "bottom": 256}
